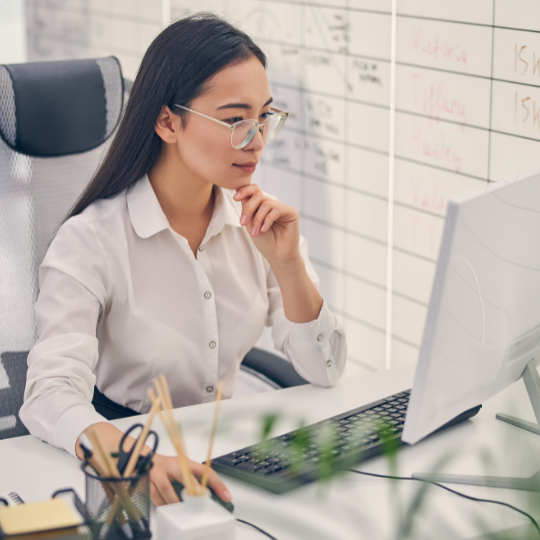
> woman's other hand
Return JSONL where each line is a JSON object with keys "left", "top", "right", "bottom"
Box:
{"left": 150, "top": 453, "right": 232, "bottom": 506}
{"left": 233, "top": 183, "right": 300, "bottom": 265}
{"left": 77, "top": 423, "right": 231, "bottom": 507}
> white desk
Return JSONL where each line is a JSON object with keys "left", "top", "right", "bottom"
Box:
{"left": 2, "top": 367, "right": 540, "bottom": 540}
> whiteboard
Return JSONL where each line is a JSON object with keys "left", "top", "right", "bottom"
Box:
{"left": 23, "top": 0, "right": 540, "bottom": 375}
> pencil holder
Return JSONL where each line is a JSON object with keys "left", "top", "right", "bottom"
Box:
{"left": 82, "top": 461, "right": 152, "bottom": 540}
{"left": 156, "top": 488, "right": 235, "bottom": 540}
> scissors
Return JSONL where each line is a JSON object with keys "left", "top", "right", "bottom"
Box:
{"left": 117, "top": 423, "right": 159, "bottom": 476}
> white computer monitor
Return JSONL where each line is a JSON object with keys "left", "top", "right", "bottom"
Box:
{"left": 402, "top": 166, "right": 540, "bottom": 445}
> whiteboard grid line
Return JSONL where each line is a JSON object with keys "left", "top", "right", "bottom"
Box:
{"left": 342, "top": 0, "right": 351, "bottom": 355}
{"left": 311, "top": 257, "right": 431, "bottom": 308}
{"left": 162, "top": 0, "right": 171, "bottom": 27}
{"left": 385, "top": 0, "right": 398, "bottom": 370}
{"left": 27, "top": 3, "right": 164, "bottom": 25}
{"left": 26, "top": 32, "right": 149, "bottom": 59}
{"left": 267, "top": 125, "right": 534, "bottom": 182}
{"left": 267, "top": 127, "right": 391, "bottom": 155}
{"left": 487, "top": 0, "right": 496, "bottom": 182}
{"left": 265, "top": 158, "right": 451, "bottom": 219}
{"left": 264, "top": 129, "right": 536, "bottom": 181}
{"left": 299, "top": 211, "right": 440, "bottom": 264}
{"left": 299, "top": 214, "right": 389, "bottom": 248}
{"left": 260, "top": 0, "right": 540, "bottom": 35}
{"left": 261, "top": 160, "right": 391, "bottom": 201}
{"left": 259, "top": 0, "right": 391, "bottom": 16}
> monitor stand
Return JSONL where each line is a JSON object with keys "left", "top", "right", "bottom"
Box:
{"left": 412, "top": 359, "right": 540, "bottom": 492}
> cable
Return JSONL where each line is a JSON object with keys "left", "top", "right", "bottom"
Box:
{"left": 237, "top": 518, "right": 279, "bottom": 539}
{"left": 346, "top": 469, "right": 540, "bottom": 537}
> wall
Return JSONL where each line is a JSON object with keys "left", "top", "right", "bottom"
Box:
{"left": 19, "top": 0, "right": 540, "bottom": 376}
{"left": 0, "top": 0, "right": 27, "bottom": 63}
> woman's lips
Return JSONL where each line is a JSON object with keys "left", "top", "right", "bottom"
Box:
{"left": 233, "top": 162, "right": 258, "bottom": 173}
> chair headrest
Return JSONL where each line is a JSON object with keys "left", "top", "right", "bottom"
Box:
{"left": 0, "top": 57, "right": 123, "bottom": 157}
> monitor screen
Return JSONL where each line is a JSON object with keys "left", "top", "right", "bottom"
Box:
{"left": 402, "top": 167, "right": 540, "bottom": 444}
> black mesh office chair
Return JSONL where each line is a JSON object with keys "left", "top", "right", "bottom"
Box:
{"left": 0, "top": 58, "right": 307, "bottom": 440}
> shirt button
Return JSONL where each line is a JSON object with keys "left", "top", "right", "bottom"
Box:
{"left": 204, "top": 291, "right": 212, "bottom": 299}
{"left": 209, "top": 341, "right": 216, "bottom": 349}
{"left": 326, "top": 360, "right": 333, "bottom": 368}
{"left": 198, "top": 245, "right": 205, "bottom": 252}
{"left": 317, "top": 334, "right": 324, "bottom": 342}
{"left": 206, "top": 385, "right": 214, "bottom": 393}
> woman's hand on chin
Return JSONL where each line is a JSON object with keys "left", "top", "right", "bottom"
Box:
{"left": 149, "top": 453, "right": 232, "bottom": 506}
{"left": 233, "top": 184, "right": 301, "bottom": 267}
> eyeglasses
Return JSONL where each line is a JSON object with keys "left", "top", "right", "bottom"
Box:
{"left": 173, "top": 104, "right": 289, "bottom": 149}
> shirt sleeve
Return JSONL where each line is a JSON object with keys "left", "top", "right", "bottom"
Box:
{"left": 266, "top": 235, "right": 347, "bottom": 387}
{"left": 19, "top": 218, "right": 110, "bottom": 456}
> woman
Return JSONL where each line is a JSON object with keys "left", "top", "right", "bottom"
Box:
{"left": 20, "top": 13, "right": 347, "bottom": 506}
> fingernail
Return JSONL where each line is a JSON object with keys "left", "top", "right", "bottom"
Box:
{"left": 261, "top": 223, "right": 267, "bottom": 232}
{"left": 240, "top": 215, "right": 247, "bottom": 225}
{"left": 222, "top": 490, "right": 232, "bottom": 502}
{"left": 251, "top": 226, "right": 256, "bottom": 236}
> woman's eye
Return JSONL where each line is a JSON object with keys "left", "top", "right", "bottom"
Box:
{"left": 260, "top": 111, "right": 273, "bottom": 120}
{"left": 224, "top": 117, "right": 243, "bottom": 124}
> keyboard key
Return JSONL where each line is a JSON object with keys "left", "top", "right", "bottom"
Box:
{"left": 217, "top": 454, "right": 243, "bottom": 466}
{"left": 235, "top": 461, "right": 259, "bottom": 473}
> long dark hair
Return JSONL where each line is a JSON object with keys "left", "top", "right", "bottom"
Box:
{"left": 67, "top": 13, "right": 266, "bottom": 219}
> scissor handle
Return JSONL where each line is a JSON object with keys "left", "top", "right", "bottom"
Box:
{"left": 117, "top": 423, "right": 144, "bottom": 475}
{"left": 143, "top": 430, "right": 159, "bottom": 455}
{"left": 118, "top": 425, "right": 160, "bottom": 476}
{"left": 119, "top": 423, "right": 145, "bottom": 455}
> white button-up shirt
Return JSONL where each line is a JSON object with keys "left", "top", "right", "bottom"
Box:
{"left": 20, "top": 175, "right": 347, "bottom": 455}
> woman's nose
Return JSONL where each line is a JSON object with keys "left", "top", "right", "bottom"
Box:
{"left": 245, "top": 127, "right": 265, "bottom": 151}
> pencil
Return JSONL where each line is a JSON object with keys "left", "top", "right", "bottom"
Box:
{"left": 156, "top": 377, "right": 199, "bottom": 495}
{"left": 148, "top": 385, "right": 199, "bottom": 495}
{"left": 123, "top": 396, "right": 161, "bottom": 478}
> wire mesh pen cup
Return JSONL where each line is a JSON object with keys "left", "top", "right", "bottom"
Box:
{"left": 82, "top": 461, "right": 152, "bottom": 540}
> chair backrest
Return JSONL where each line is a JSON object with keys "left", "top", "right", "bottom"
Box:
{"left": 0, "top": 57, "right": 126, "bottom": 439}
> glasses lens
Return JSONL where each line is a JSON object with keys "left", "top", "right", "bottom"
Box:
{"left": 231, "top": 120, "right": 258, "bottom": 149}
{"left": 262, "top": 113, "right": 286, "bottom": 142}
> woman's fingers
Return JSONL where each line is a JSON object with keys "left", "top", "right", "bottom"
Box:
{"left": 149, "top": 455, "right": 232, "bottom": 506}
{"left": 251, "top": 200, "right": 277, "bottom": 236}
{"left": 239, "top": 192, "right": 265, "bottom": 226}
{"left": 152, "top": 468, "right": 181, "bottom": 505}
{"left": 206, "top": 469, "right": 232, "bottom": 502}
{"left": 260, "top": 207, "right": 281, "bottom": 233}
{"left": 150, "top": 481, "right": 167, "bottom": 506}
{"left": 233, "top": 183, "right": 260, "bottom": 202}
{"left": 189, "top": 461, "right": 232, "bottom": 502}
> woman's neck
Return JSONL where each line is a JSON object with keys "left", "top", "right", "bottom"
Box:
{"left": 148, "top": 149, "right": 215, "bottom": 255}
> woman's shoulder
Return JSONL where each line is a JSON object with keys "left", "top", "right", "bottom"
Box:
{"left": 72, "top": 189, "right": 126, "bottom": 227}
{"left": 51, "top": 189, "right": 127, "bottom": 261}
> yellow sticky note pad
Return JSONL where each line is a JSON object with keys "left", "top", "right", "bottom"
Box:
{"left": 0, "top": 499, "right": 81, "bottom": 536}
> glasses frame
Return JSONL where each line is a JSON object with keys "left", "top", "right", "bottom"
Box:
{"left": 173, "top": 104, "right": 290, "bottom": 149}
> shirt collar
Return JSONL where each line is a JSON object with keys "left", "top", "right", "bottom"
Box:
{"left": 127, "top": 175, "right": 243, "bottom": 240}
{"left": 127, "top": 175, "right": 170, "bottom": 239}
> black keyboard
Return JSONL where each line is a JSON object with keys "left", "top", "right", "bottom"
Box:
{"left": 211, "top": 390, "right": 411, "bottom": 494}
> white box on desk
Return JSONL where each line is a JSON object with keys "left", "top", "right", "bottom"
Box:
{"left": 156, "top": 491, "right": 235, "bottom": 540}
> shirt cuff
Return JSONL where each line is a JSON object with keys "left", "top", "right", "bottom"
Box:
{"left": 285, "top": 300, "right": 336, "bottom": 349}
{"left": 52, "top": 404, "right": 110, "bottom": 457}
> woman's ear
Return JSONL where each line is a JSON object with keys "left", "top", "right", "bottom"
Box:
{"left": 155, "top": 105, "right": 181, "bottom": 144}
